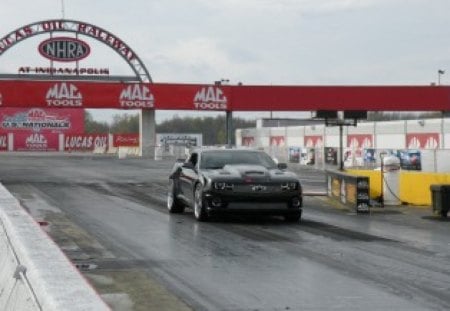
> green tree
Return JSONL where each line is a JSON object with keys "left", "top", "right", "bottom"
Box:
{"left": 109, "top": 113, "right": 139, "bottom": 134}
{"left": 84, "top": 110, "right": 110, "bottom": 133}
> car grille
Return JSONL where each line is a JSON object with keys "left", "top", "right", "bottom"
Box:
{"left": 232, "top": 184, "right": 281, "bottom": 194}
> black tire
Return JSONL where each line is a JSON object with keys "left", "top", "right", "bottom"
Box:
{"left": 193, "top": 183, "right": 209, "bottom": 222}
{"left": 284, "top": 210, "right": 302, "bottom": 223}
{"left": 167, "top": 180, "right": 185, "bottom": 213}
{"left": 440, "top": 210, "right": 448, "bottom": 218}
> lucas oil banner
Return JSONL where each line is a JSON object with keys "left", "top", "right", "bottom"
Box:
{"left": 64, "top": 134, "right": 108, "bottom": 151}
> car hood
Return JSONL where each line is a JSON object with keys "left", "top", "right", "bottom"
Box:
{"left": 202, "top": 164, "right": 298, "bottom": 181}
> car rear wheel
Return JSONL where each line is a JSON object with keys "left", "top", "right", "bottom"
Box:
{"left": 194, "top": 183, "right": 209, "bottom": 221}
{"left": 167, "top": 180, "right": 185, "bottom": 213}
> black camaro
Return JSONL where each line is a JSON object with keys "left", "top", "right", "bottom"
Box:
{"left": 167, "top": 149, "right": 303, "bottom": 222}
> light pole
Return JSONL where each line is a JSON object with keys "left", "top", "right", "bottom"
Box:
{"left": 379, "top": 152, "right": 387, "bottom": 207}
{"left": 438, "top": 69, "right": 445, "bottom": 85}
{"left": 215, "top": 79, "right": 232, "bottom": 147}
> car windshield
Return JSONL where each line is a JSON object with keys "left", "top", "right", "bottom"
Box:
{"left": 200, "top": 150, "right": 277, "bottom": 169}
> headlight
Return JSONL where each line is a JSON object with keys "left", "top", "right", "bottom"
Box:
{"left": 214, "top": 182, "right": 226, "bottom": 190}
{"left": 281, "top": 182, "right": 298, "bottom": 190}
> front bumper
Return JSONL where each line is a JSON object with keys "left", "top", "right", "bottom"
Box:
{"left": 203, "top": 190, "right": 302, "bottom": 216}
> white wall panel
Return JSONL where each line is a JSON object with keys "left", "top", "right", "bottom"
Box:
{"left": 287, "top": 136, "right": 303, "bottom": 146}
{"left": 375, "top": 121, "right": 406, "bottom": 134}
{"left": 376, "top": 134, "right": 405, "bottom": 149}
{"left": 406, "top": 118, "right": 442, "bottom": 133}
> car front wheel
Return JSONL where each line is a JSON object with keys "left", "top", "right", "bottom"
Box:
{"left": 194, "top": 183, "right": 209, "bottom": 221}
{"left": 167, "top": 180, "right": 185, "bottom": 213}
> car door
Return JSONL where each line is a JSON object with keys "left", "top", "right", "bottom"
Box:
{"left": 179, "top": 152, "right": 199, "bottom": 206}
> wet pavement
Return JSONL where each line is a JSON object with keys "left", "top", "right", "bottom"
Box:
{"left": 0, "top": 153, "right": 449, "bottom": 311}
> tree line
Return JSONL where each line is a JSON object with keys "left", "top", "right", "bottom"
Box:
{"left": 84, "top": 111, "right": 255, "bottom": 145}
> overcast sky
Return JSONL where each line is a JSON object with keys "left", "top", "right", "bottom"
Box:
{"left": 1, "top": 0, "right": 449, "bottom": 123}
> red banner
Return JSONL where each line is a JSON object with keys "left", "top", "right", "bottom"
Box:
{"left": 0, "top": 81, "right": 449, "bottom": 111}
{"left": 64, "top": 134, "right": 108, "bottom": 151}
{"left": 0, "top": 108, "right": 84, "bottom": 134}
{"left": 14, "top": 132, "right": 59, "bottom": 151}
{"left": 0, "top": 133, "right": 7, "bottom": 151}
{"left": 406, "top": 133, "right": 440, "bottom": 149}
{"left": 304, "top": 135, "right": 323, "bottom": 147}
{"left": 270, "top": 136, "right": 285, "bottom": 146}
{"left": 347, "top": 134, "right": 373, "bottom": 148}
{"left": 242, "top": 136, "right": 255, "bottom": 146}
{"left": 113, "top": 134, "right": 139, "bottom": 147}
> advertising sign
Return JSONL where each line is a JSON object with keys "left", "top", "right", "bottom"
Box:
{"left": 325, "top": 147, "right": 338, "bottom": 165}
{"left": 64, "top": 134, "right": 108, "bottom": 151}
{"left": 304, "top": 135, "right": 323, "bottom": 147}
{"left": 364, "top": 148, "right": 376, "bottom": 164}
{"left": 14, "top": 132, "right": 59, "bottom": 151}
{"left": 38, "top": 37, "right": 91, "bottom": 62}
{"left": 0, "top": 108, "right": 84, "bottom": 134}
{"left": 406, "top": 133, "right": 439, "bottom": 149}
{"left": 327, "top": 171, "right": 370, "bottom": 213}
{"left": 241, "top": 136, "right": 255, "bottom": 146}
{"left": 156, "top": 133, "right": 202, "bottom": 147}
{"left": 347, "top": 134, "right": 373, "bottom": 148}
{"left": 288, "top": 147, "right": 300, "bottom": 163}
{"left": 113, "top": 134, "right": 139, "bottom": 147}
{"left": 397, "top": 149, "right": 421, "bottom": 171}
{"left": 270, "top": 136, "right": 285, "bottom": 146}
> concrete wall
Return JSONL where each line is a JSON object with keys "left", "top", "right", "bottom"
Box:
{"left": 0, "top": 184, "right": 109, "bottom": 311}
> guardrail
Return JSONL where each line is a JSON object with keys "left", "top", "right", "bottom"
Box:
{"left": 0, "top": 183, "right": 110, "bottom": 311}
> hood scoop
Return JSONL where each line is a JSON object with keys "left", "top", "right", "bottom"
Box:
{"left": 244, "top": 170, "right": 265, "bottom": 175}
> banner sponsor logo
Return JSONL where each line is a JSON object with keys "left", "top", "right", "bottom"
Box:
{"left": 193, "top": 86, "right": 227, "bottom": 110}
{"left": 242, "top": 136, "right": 254, "bottom": 146}
{"left": 46, "top": 83, "right": 83, "bottom": 107}
{"left": 304, "top": 135, "right": 323, "bottom": 147}
{"left": 270, "top": 136, "right": 285, "bottom": 146}
{"left": 64, "top": 134, "right": 108, "bottom": 151}
{"left": 347, "top": 134, "right": 373, "bottom": 148}
{"left": 38, "top": 37, "right": 90, "bottom": 62}
{"left": 119, "top": 84, "right": 154, "bottom": 108}
{"left": 406, "top": 133, "right": 439, "bottom": 149}
{"left": 1, "top": 108, "right": 70, "bottom": 132}
{"left": 113, "top": 134, "right": 139, "bottom": 147}
{"left": 26, "top": 133, "right": 48, "bottom": 149}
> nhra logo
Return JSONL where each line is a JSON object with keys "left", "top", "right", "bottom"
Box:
{"left": 46, "top": 83, "right": 83, "bottom": 107}
{"left": 119, "top": 85, "right": 154, "bottom": 108}
{"left": 38, "top": 37, "right": 91, "bottom": 62}
{"left": 193, "top": 86, "right": 227, "bottom": 110}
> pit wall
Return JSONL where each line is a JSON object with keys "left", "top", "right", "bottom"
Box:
{"left": 0, "top": 183, "right": 110, "bottom": 311}
{"left": 346, "top": 169, "right": 450, "bottom": 206}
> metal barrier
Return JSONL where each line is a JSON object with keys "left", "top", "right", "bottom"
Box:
{"left": 0, "top": 220, "right": 41, "bottom": 311}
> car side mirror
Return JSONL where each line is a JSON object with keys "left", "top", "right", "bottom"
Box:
{"left": 277, "top": 163, "right": 288, "bottom": 170}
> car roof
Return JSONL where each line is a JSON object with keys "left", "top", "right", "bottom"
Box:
{"left": 194, "top": 148, "right": 262, "bottom": 154}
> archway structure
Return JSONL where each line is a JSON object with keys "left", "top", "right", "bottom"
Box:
{"left": 1, "top": 20, "right": 450, "bottom": 156}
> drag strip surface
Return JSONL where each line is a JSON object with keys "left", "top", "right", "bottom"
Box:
{"left": 1, "top": 154, "right": 449, "bottom": 311}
